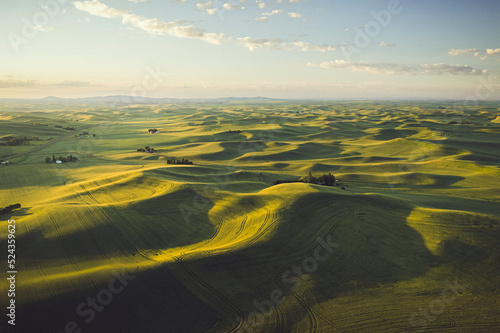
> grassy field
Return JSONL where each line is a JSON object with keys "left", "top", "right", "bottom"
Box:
{"left": 0, "top": 100, "right": 499, "bottom": 332}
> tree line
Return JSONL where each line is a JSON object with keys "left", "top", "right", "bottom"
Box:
{"left": 45, "top": 154, "right": 78, "bottom": 163}
{"left": 137, "top": 146, "right": 156, "bottom": 153}
{"left": 166, "top": 157, "right": 193, "bottom": 165}
{"left": 0, "top": 136, "right": 40, "bottom": 146}
{"left": 274, "top": 172, "right": 337, "bottom": 186}
{"left": 55, "top": 125, "right": 75, "bottom": 130}
{"left": 0, "top": 203, "right": 21, "bottom": 216}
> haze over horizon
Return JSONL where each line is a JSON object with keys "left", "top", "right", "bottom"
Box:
{"left": 1, "top": 0, "right": 500, "bottom": 100}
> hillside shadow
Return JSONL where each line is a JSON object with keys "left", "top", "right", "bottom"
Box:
{"left": 200, "top": 141, "right": 267, "bottom": 161}
{"left": 206, "top": 188, "right": 442, "bottom": 331}
{"left": 14, "top": 263, "right": 218, "bottom": 333}
{"left": 16, "top": 188, "right": 217, "bottom": 263}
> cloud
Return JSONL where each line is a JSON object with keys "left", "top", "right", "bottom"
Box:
{"left": 486, "top": 48, "right": 500, "bottom": 55}
{"left": 196, "top": 1, "right": 213, "bottom": 11}
{"left": 236, "top": 37, "right": 335, "bottom": 52}
{"left": 51, "top": 80, "right": 91, "bottom": 87}
{"left": 287, "top": 12, "right": 301, "bottom": 18}
{"left": 206, "top": 8, "right": 217, "bottom": 15}
{"left": 263, "top": 9, "right": 283, "bottom": 16}
{"left": 129, "top": 0, "right": 149, "bottom": 3}
{"left": 255, "top": 17, "right": 268, "bottom": 23}
{"left": 0, "top": 79, "right": 39, "bottom": 88}
{"left": 448, "top": 48, "right": 479, "bottom": 57}
{"left": 223, "top": 2, "right": 241, "bottom": 10}
{"left": 379, "top": 41, "right": 395, "bottom": 47}
{"left": 289, "top": 41, "right": 335, "bottom": 52}
{"left": 73, "top": 0, "right": 128, "bottom": 18}
{"left": 0, "top": 79, "right": 93, "bottom": 89}
{"left": 308, "top": 60, "right": 488, "bottom": 76}
{"left": 74, "top": 0, "right": 224, "bottom": 45}
{"left": 73, "top": 0, "right": 337, "bottom": 53}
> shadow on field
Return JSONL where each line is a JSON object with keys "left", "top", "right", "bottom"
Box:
{"left": 14, "top": 188, "right": 222, "bottom": 333}
{"left": 15, "top": 264, "right": 218, "bottom": 333}
{"left": 201, "top": 187, "right": 441, "bottom": 331}
{"left": 16, "top": 188, "right": 218, "bottom": 263}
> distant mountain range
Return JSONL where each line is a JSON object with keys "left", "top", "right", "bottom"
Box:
{"left": 0, "top": 95, "right": 279, "bottom": 105}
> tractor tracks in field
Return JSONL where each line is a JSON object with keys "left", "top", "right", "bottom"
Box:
{"left": 77, "top": 183, "right": 155, "bottom": 260}
{"left": 222, "top": 264, "right": 287, "bottom": 333}
{"left": 174, "top": 253, "right": 247, "bottom": 333}
{"left": 46, "top": 211, "right": 98, "bottom": 291}
{"left": 23, "top": 219, "right": 56, "bottom": 299}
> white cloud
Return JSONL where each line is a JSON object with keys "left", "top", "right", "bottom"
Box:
{"left": 308, "top": 60, "right": 488, "bottom": 76}
{"left": 448, "top": 48, "right": 479, "bottom": 57}
{"left": 263, "top": 9, "right": 283, "bottom": 16}
{"left": 74, "top": 0, "right": 224, "bottom": 45}
{"left": 206, "top": 8, "right": 217, "bottom": 15}
{"left": 196, "top": 1, "right": 213, "bottom": 11}
{"left": 255, "top": 17, "right": 268, "bottom": 23}
{"left": 223, "top": 2, "right": 241, "bottom": 10}
{"left": 379, "top": 41, "right": 395, "bottom": 47}
{"left": 486, "top": 48, "right": 500, "bottom": 55}
{"left": 73, "top": 0, "right": 128, "bottom": 18}
{"left": 128, "top": 0, "right": 149, "bottom": 3}
{"left": 289, "top": 41, "right": 335, "bottom": 52}
{"left": 287, "top": 12, "right": 301, "bottom": 18}
{"left": 73, "top": 0, "right": 339, "bottom": 53}
{"left": 236, "top": 37, "right": 335, "bottom": 52}
{"left": 235, "top": 37, "right": 285, "bottom": 51}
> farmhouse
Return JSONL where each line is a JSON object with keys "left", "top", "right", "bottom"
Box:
{"left": 1, "top": 161, "right": 10, "bottom": 165}
{"left": 148, "top": 128, "right": 160, "bottom": 134}
{"left": 55, "top": 160, "right": 62, "bottom": 164}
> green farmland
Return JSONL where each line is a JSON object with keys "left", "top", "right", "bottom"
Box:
{"left": 0, "top": 100, "right": 499, "bottom": 332}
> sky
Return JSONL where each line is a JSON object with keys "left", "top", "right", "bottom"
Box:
{"left": 1, "top": 0, "right": 499, "bottom": 100}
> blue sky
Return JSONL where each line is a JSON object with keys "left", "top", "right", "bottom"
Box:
{"left": 1, "top": 0, "right": 499, "bottom": 99}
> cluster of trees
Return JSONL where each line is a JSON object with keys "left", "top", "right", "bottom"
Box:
{"left": 227, "top": 130, "right": 242, "bottom": 133}
{"left": 137, "top": 146, "right": 156, "bottom": 153}
{"left": 274, "top": 172, "right": 338, "bottom": 186}
{"left": 1, "top": 136, "right": 38, "bottom": 146}
{"left": 0, "top": 203, "right": 21, "bottom": 215}
{"left": 66, "top": 127, "right": 75, "bottom": 130}
{"left": 166, "top": 157, "right": 193, "bottom": 165}
{"left": 55, "top": 125, "right": 75, "bottom": 130}
{"left": 273, "top": 179, "right": 302, "bottom": 185}
{"left": 300, "top": 172, "right": 337, "bottom": 186}
{"left": 45, "top": 154, "right": 78, "bottom": 163}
